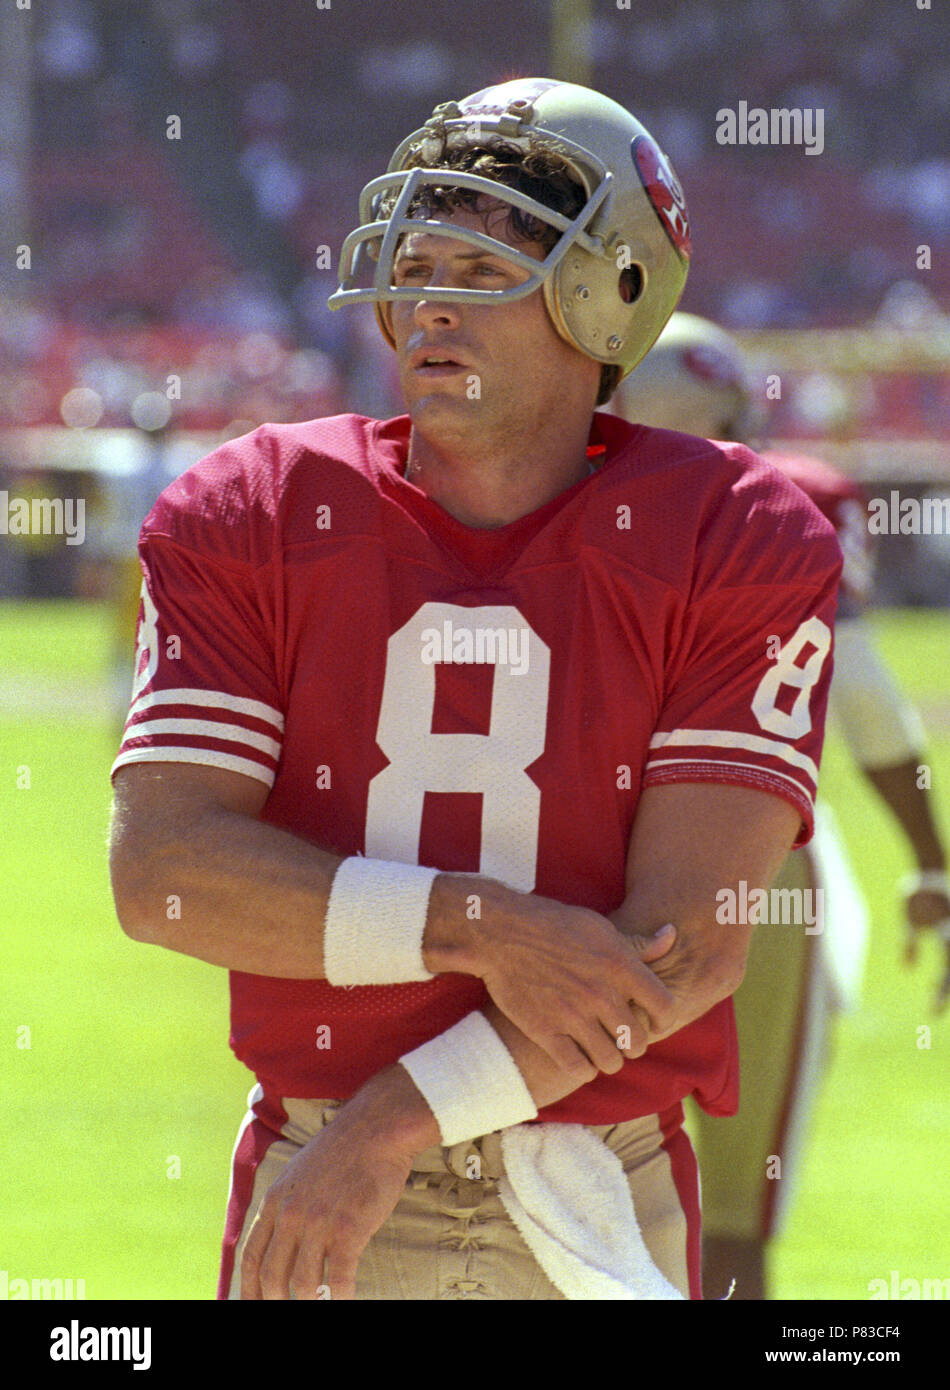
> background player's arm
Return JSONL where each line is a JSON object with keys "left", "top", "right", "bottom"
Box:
{"left": 830, "top": 615, "right": 950, "bottom": 998}
{"left": 831, "top": 616, "right": 944, "bottom": 870}
{"left": 863, "top": 756, "right": 950, "bottom": 1008}
{"left": 834, "top": 619, "right": 945, "bottom": 856}
{"left": 862, "top": 757, "right": 946, "bottom": 873}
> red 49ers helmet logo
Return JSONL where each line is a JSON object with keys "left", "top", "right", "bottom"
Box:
{"left": 631, "top": 135, "right": 691, "bottom": 262}
{"left": 682, "top": 344, "right": 742, "bottom": 388}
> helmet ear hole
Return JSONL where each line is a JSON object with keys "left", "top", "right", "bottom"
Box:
{"left": 619, "top": 266, "right": 643, "bottom": 305}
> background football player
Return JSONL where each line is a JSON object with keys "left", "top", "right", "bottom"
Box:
{"left": 109, "top": 84, "right": 841, "bottom": 1301}
{"left": 614, "top": 311, "right": 950, "bottom": 1300}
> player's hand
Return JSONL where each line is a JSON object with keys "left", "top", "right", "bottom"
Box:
{"left": 239, "top": 1099, "right": 415, "bottom": 1301}
{"left": 470, "top": 887, "right": 678, "bottom": 1077}
{"left": 902, "top": 883, "right": 950, "bottom": 1012}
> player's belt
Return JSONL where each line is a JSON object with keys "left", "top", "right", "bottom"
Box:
{"left": 411, "top": 1133, "right": 508, "bottom": 1181}
{"left": 411, "top": 1123, "right": 623, "bottom": 1181}
{"left": 273, "top": 1093, "right": 631, "bottom": 1186}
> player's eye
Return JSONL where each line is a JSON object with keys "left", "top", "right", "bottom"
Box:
{"left": 393, "top": 262, "right": 429, "bottom": 282}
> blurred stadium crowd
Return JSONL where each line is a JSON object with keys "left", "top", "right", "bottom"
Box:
{"left": 1, "top": 0, "right": 949, "bottom": 597}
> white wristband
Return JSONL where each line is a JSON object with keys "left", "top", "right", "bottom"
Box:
{"left": 899, "top": 870, "right": 950, "bottom": 898}
{"left": 399, "top": 1011, "right": 538, "bottom": 1146}
{"left": 323, "top": 856, "right": 438, "bottom": 986}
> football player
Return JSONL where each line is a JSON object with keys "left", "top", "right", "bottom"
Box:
{"left": 108, "top": 82, "right": 841, "bottom": 1301}
{"left": 614, "top": 311, "right": 950, "bottom": 1299}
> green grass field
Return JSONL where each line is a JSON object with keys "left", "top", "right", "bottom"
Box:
{"left": 2, "top": 599, "right": 948, "bottom": 1300}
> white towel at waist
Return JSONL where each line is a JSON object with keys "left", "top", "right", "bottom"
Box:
{"left": 497, "top": 1122, "right": 685, "bottom": 1300}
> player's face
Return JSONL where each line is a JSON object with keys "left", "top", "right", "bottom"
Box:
{"left": 388, "top": 196, "right": 600, "bottom": 440}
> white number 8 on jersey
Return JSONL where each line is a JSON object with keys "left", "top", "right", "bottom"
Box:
{"left": 366, "top": 602, "right": 550, "bottom": 893}
{"left": 752, "top": 616, "right": 832, "bottom": 740}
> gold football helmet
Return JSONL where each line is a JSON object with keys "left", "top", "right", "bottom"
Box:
{"left": 329, "top": 78, "right": 691, "bottom": 380}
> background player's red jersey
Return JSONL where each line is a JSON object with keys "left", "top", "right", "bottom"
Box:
{"left": 763, "top": 450, "right": 872, "bottom": 615}
{"left": 112, "top": 412, "right": 841, "bottom": 1124}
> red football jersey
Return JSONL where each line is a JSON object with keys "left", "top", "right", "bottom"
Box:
{"left": 762, "top": 450, "right": 872, "bottom": 614}
{"left": 112, "top": 412, "right": 841, "bottom": 1124}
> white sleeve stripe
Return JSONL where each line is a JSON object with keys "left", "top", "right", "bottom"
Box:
{"left": 128, "top": 687, "right": 285, "bottom": 730}
{"left": 110, "top": 745, "right": 276, "bottom": 786}
{"left": 648, "top": 728, "right": 819, "bottom": 785}
{"left": 121, "top": 718, "right": 281, "bottom": 759}
{"left": 645, "top": 757, "right": 815, "bottom": 801}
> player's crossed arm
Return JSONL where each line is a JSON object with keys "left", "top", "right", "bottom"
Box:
{"left": 238, "top": 781, "right": 800, "bottom": 1300}
{"left": 111, "top": 763, "right": 798, "bottom": 1064}
{"left": 109, "top": 760, "right": 677, "bottom": 1069}
{"left": 111, "top": 763, "right": 800, "bottom": 1299}
{"left": 237, "top": 913, "right": 677, "bottom": 1301}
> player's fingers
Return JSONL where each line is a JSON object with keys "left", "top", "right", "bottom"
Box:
{"left": 257, "top": 1219, "right": 302, "bottom": 1300}
{"left": 633, "top": 922, "right": 677, "bottom": 964}
{"left": 324, "top": 1242, "right": 360, "bottom": 1301}
{"left": 542, "top": 1032, "right": 599, "bottom": 1083}
{"left": 605, "top": 1001, "right": 651, "bottom": 1060}
{"left": 618, "top": 958, "right": 677, "bottom": 1032}
{"left": 287, "top": 1239, "right": 329, "bottom": 1301}
{"left": 571, "top": 1018, "right": 629, "bottom": 1075}
{"left": 240, "top": 1209, "right": 276, "bottom": 1300}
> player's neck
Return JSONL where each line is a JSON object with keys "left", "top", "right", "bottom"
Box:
{"left": 403, "top": 420, "right": 596, "bottom": 529}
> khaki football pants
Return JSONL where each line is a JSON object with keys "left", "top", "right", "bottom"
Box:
{"left": 220, "top": 1095, "right": 700, "bottom": 1299}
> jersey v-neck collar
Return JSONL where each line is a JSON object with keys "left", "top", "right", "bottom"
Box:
{"left": 371, "top": 414, "right": 609, "bottom": 582}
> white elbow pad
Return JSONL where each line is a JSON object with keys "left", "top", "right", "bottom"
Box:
{"left": 829, "top": 619, "right": 926, "bottom": 769}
